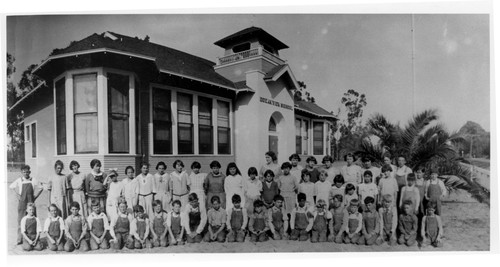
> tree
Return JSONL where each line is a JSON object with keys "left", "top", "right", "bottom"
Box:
{"left": 17, "top": 64, "right": 42, "bottom": 98}
{"left": 6, "top": 53, "right": 25, "bottom": 163}
{"left": 457, "top": 121, "right": 490, "bottom": 158}
{"left": 294, "top": 80, "right": 315, "bottom": 103}
{"left": 339, "top": 89, "right": 367, "bottom": 135}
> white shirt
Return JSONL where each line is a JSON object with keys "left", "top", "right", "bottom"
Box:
{"left": 43, "top": 216, "right": 65, "bottom": 232}
{"left": 20, "top": 215, "right": 42, "bottom": 233}
{"left": 10, "top": 176, "right": 41, "bottom": 194}
{"left": 87, "top": 212, "right": 110, "bottom": 230}
{"left": 314, "top": 180, "right": 332, "bottom": 203}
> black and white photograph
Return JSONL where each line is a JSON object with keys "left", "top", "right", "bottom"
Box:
{"left": 3, "top": 2, "right": 494, "bottom": 258}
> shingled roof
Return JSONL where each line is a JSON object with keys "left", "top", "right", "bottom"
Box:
{"left": 294, "top": 99, "right": 336, "bottom": 119}
{"left": 43, "top": 31, "right": 239, "bottom": 89}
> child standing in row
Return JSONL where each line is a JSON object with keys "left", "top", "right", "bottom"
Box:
{"left": 267, "top": 195, "right": 288, "bottom": 240}
{"left": 415, "top": 166, "right": 427, "bottom": 215}
{"left": 225, "top": 162, "right": 244, "bottom": 211}
{"left": 343, "top": 183, "right": 358, "bottom": 208}
{"left": 243, "top": 167, "right": 262, "bottom": 214}
{"left": 204, "top": 161, "right": 226, "bottom": 210}
{"left": 278, "top": 162, "right": 298, "bottom": 216}
{"left": 329, "top": 175, "right": 345, "bottom": 205}
{"left": 358, "top": 171, "right": 378, "bottom": 210}
{"left": 424, "top": 167, "right": 446, "bottom": 215}
{"left": 136, "top": 162, "right": 156, "bottom": 217}
{"left": 378, "top": 194, "right": 398, "bottom": 246}
{"left": 170, "top": 160, "right": 190, "bottom": 212}
{"left": 227, "top": 194, "right": 248, "bottom": 243}
{"left": 154, "top": 162, "right": 171, "bottom": 213}
{"left": 48, "top": 160, "right": 67, "bottom": 218}
{"left": 378, "top": 165, "right": 398, "bottom": 207}
{"left": 304, "top": 156, "right": 320, "bottom": 183}
{"left": 341, "top": 153, "right": 362, "bottom": 185}
{"left": 188, "top": 162, "right": 207, "bottom": 211}
{"left": 315, "top": 170, "right": 331, "bottom": 204}
{"left": 205, "top": 196, "right": 227, "bottom": 243}
{"left": 322, "top": 156, "right": 340, "bottom": 184}
{"left": 261, "top": 170, "right": 279, "bottom": 209}
{"left": 105, "top": 170, "right": 123, "bottom": 222}
{"left": 20, "top": 203, "right": 43, "bottom": 251}
{"left": 167, "top": 200, "right": 185, "bottom": 246}
{"left": 64, "top": 201, "right": 89, "bottom": 252}
{"left": 44, "top": 204, "right": 65, "bottom": 251}
{"left": 298, "top": 172, "right": 315, "bottom": 207}
{"left": 122, "top": 166, "right": 139, "bottom": 214}
{"left": 289, "top": 153, "right": 304, "bottom": 185}
{"left": 85, "top": 159, "right": 107, "bottom": 215}
{"left": 66, "top": 161, "right": 86, "bottom": 217}
{"left": 399, "top": 173, "right": 420, "bottom": 214}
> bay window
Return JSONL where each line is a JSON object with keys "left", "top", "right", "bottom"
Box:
{"left": 108, "top": 73, "right": 130, "bottom": 153}
{"left": 74, "top": 73, "right": 98, "bottom": 154}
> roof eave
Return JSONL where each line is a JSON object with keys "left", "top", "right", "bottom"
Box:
{"left": 9, "top": 81, "right": 47, "bottom": 112}
{"left": 294, "top": 107, "right": 337, "bottom": 120}
{"left": 264, "top": 65, "right": 300, "bottom": 90}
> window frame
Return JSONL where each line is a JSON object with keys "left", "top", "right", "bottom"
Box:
{"left": 107, "top": 72, "right": 131, "bottom": 154}
{"left": 73, "top": 72, "right": 99, "bottom": 154}
{"left": 312, "top": 121, "right": 324, "bottom": 155}
{"left": 54, "top": 77, "right": 67, "bottom": 155}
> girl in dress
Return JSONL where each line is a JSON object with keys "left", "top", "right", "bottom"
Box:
{"left": 122, "top": 166, "right": 138, "bottom": 214}
{"left": 204, "top": 160, "right": 226, "bottom": 210}
{"left": 105, "top": 170, "right": 123, "bottom": 221}
{"left": 48, "top": 160, "right": 67, "bottom": 218}
{"left": 224, "top": 162, "right": 244, "bottom": 210}
{"left": 169, "top": 160, "right": 190, "bottom": 211}
{"left": 188, "top": 161, "right": 207, "bottom": 211}
{"left": 259, "top": 151, "right": 280, "bottom": 181}
{"left": 154, "top": 162, "right": 171, "bottom": 213}
{"left": 66, "top": 160, "right": 86, "bottom": 216}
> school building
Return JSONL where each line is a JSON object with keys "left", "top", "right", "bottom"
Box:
{"left": 10, "top": 26, "right": 337, "bottom": 180}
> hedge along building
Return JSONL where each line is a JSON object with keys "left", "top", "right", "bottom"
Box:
{"left": 10, "top": 27, "right": 336, "bottom": 180}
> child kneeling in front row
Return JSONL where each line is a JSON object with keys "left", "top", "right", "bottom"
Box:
{"left": 310, "top": 199, "right": 332, "bottom": 243}
{"left": 398, "top": 199, "right": 418, "bottom": 246}
{"left": 249, "top": 200, "right": 269, "bottom": 242}
{"left": 204, "top": 196, "right": 227, "bottom": 243}
{"left": 340, "top": 199, "right": 363, "bottom": 244}
{"left": 421, "top": 201, "right": 444, "bottom": 247}
{"left": 167, "top": 200, "right": 185, "bottom": 245}
{"left": 130, "top": 205, "right": 152, "bottom": 249}
{"left": 378, "top": 194, "right": 398, "bottom": 246}
{"left": 110, "top": 200, "right": 134, "bottom": 250}
{"left": 227, "top": 194, "right": 248, "bottom": 243}
{"left": 329, "top": 194, "right": 345, "bottom": 243}
{"left": 290, "top": 193, "right": 313, "bottom": 241}
{"left": 267, "top": 195, "right": 289, "bottom": 240}
{"left": 185, "top": 193, "right": 207, "bottom": 243}
{"left": 150, "top": 200, "right": 169, "bottom": 247}
{"left": 64, "top": 201, "right": 90, "bottom": 252}
{"left": 88, "top": 200, "right": 110, "bottom": 250}
{"left": 20, "top": 203, "right": 43, "bottom": 251}
{"left": 358, "top": 196, "right": 382, "bottom": 246}
{"left": 44, "top": 204, "right": 65, "bottom": 251}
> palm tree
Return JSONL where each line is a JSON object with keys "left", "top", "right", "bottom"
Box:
{"left": 357, "top": 109, "right": 489, "bottom": 204}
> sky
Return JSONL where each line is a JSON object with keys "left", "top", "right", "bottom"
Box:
{"left": 6, "top": 13, "right": 490, "bottom": 132}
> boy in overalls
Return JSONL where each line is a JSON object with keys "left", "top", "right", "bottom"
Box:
{"left": 167, "top": 200, "right": 185, "bottom": 245}
{"left": 248, "top": 200, "right": 269, "bottom": 242}
{"left": 64, "top": 201, "right": 90, "bottom": 252}
{"left": 340, "top": 199, "right": 363, "bottom": 244}
{"left": 204, "top": 195, "right": 227, "bottom": 243}
{"left": 358, "top": 196, "right": 382, "bottom": 246}
{"left": 378, "top": 194, "right": 398, "bottom": 246}
{"left": 185, "top": 193, "right": 207, "bottom": 243}
{"left": 10, "top": 165, "right": 43, "bottom": 244}
{"left": 267, "top": 195, "right": 288, "bottom": 240}
{"left": 310, "top": 199, "right": 332, "bottom": 243}
{"left": 399, "top": 173, "right": 421, "bottom": 214}
{"left": 329, "top": 194, "right": 345, "bottom": 243}
{"left": 421, "top": 201, "right": 444, "bottom": 247}
{"left": 109, "top": 200, "right": 134, "bottom": 250}
{"left": 290, "top": 193, "right": 313, "bottom": 241}
{"left": 424, "top": 168, "right": 446, "bottom": 215}
{"left": 227, "top": 194, "right": 247, "bottom": 243}
{"left": 150, "top": 200, "right": 168, "bottom": 247}
{"left": 130, "top": 205, "right": 152, "bottom": 249}
{"left": 20, "top": 203, "right": 43, "bottom": 251}
{"left": 43, "top": 204, "right": 66, "bottom": 251}
{"left": 398, "top": 200, "right": 418, "bottom": 246}
{"left": 88, "top": 201, "right": 110, "bottom": 250}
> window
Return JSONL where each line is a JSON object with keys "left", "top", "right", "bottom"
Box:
{"left": 108, "top": 73, "right": 130, "bottom": 153}
{"left": 313, "top": 122, "right": 324, "bottom": 155}
{"left": 74, "top": 73, "right": 98, "bottom": 153}
{"left": 153, "top": 88, "right": 172, "bottom": 154}
{"left": 217, "top": 100, "right": 231, "bottom": 154}
{"left": 302, "top": 120, "right": 309, "bottom": 155}
{"left": 31, "top": 123, "right": 37, "bottom": 158}
{"left": 295, "top": 119, "right": 301, "bottom": 154}
{"left": 232, "top": 43, "right": 250, "bottom": 53}
{"left": 55, "top": 78, "right": 66, "bottom": 155}
{"left": 198, "top": 96, "right": 213, "bottom": 154}
{"left": 269, "top": 117, "right": 277, "bottom": 132}
{"left": 25, "top": 125, "right": 30, "bottom": 142}
{"left": 177, "top": 93, "right": 193, "bottom": 154}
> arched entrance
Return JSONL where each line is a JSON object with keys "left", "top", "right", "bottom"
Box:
{"left": 268, "top": 112, "right": 285, "bottom": 162}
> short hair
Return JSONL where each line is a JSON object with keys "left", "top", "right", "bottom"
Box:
{"left": 125, "top": 166, "right": 135, "bottom": 175}
{"left": 273, "top": 195, "right": 284, "bottom": 202}
{"left": 209, "top": 160, "right": 221, "bottom": 169}
{"left": 188, "top": 192, "right": 199, "bottom": 202}
{"left": 265, "top": 151, "right": 277, "bottom": 162}
{"left": 253, "top": 199, "right": 264, "bottom": 208}
{"left": 69, "top": 160, "right": 80, "bottom": 169}
{"left": 345, "top": 183, "right": 356, "bottom": 193}
{"left": 118, "top": 197, "right": 127, "bottom": 206}
{"left": 289, "top": 153, "right": 301, "bottom": 162}
{"left": 140, "top": 162, "right": 150, "bottom": 168}
{"left": 211, "top": 195, "right": 221, "bottom": 204}
{"left": 416, "top": 166, "right": 426, "bottom": 172}
{"left": 362, "top": 156, "right": 373, "bottom": 163}
{"left": 426, "top": 201, "right": 437, "bottom": 210}
{"left": 152, "top": 199, "right": 162, "bottom": 207}
{"left": 226, "top": 162, "right": 242, "bottom": 176}
{"left": 263, "top": 169, "right": 275, "bottom": 178}
{"left": 133, "top": 205, "right": 145, "bottom": 213}
{"left": 382, "top": 194, "right": 393, "bottom": 203}
{"left": 54, "top": 160, "right": 64, "bottom": 170}
{"left": 333, "top": 174, "right": 345, "bottom": 184}
{"left": 332, "top": 194, "right": 343, "bottom": 202}
{"left": 172, "top": 160, "right": 184, "bottom": 169}
{"left": 306, "top": 156, "right": 317, "bottom": 164}
{"left": 191, "top": 161, "right": 201, "bottom": 169}
{"left": 430, "top": 167, "right": 439, "bottom": 174}
{"left": 349, "top": 199, "right": 360, "bottom": 206}
{"left": 172, "top": 200, "right": 182, "bottom": 207}
{"left": 364, "top": 196, "right": 375, "bottom": 205}
{"left": 156, "top": 161, "right": 167, "bottom": 170}
{"left": 247, "top": 167, "right": 258, "bottom": 176}
{"left": 26, "top": 202, "right": 36, "bottom": 210}
{"left": 322, "top": 155, "right": 334, "bottom": 164}
{"left": 70, "top": 201, "right": 80, "bottom": 210}
{"left": 344, "top": 153, "right": 356, "bottom": 161}
{"left": 91, "top": 199, "right": 100, "bottom": 207}
{"left": 397, "top": 155, "right": 406, "bottom": 160}
{"left": 297, "top": 192, "right": 307, "bottom": 202}
{"left": 407, "top": 173, "right": 416, "bottom": 181}
{"left": 363, "top": 170, "right": 373, "bottom": 179}
{"left": 48, "top": 203, "right": 58, "bottom": 211}
{"left": 316, "top": 199, "right": 326, "bottom": 207}
{"left": 319, "top": 169, "right": 328, "bottom": 177}
{"left": 90, "top": 159, "right": 101, "bottom": 169}
{"left": 301, "top": 170, "right": 311, "bottom": 180}
{"left": 381, "top": 164, "right": 393, "bottom": 173}
{"left": 231, "top": 194, "right": 241, "bottom": 204}
{"left": 402, "top": 199, "right": 413, "bottom": 207}
{"left": 108, "top": 170, "right": 118, "bottom": 178}
{"left": 20, "top": 164, "right": 30, "bottom": 171}
{"left": 281, "top": 162, "right": 292, "bottom": 170}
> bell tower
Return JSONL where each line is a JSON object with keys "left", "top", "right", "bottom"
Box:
{"left": 213, "top": 27, "right": 289, "bottom": 83}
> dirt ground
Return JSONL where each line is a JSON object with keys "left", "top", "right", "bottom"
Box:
{"left": 6, "top": 170, "right": 490, "bottom": 254}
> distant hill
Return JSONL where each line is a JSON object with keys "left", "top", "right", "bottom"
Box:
{"left": 458, "top": 121, "right": 490, "bottom": 158}
{"left": 458, "top": 121, "right": 489, "bottom": 136}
